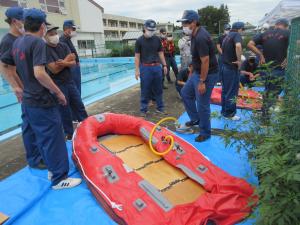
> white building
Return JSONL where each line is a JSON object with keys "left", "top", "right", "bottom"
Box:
{"left": 0, "top": 0, "right": 106, "bottom": 57}
{"left": 103, "top": 13, "right": 144, "bottom": 41}
{"left": 156, "top": 22, "right": 174, "bottom": 33}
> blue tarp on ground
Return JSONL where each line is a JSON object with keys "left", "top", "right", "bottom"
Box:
{"left": 0, "top": 112, "right": 258, "bottom": 225}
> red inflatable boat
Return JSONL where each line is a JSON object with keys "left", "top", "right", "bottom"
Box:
{"left": 73, "top": 113, "right": 256, "bottom": 225}
{"left": 211, "top": 87, "right": 262, "bottom": 110}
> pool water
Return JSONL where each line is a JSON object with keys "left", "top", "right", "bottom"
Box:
{"left": 0, "top": 58, "right": 137, "bottom": 138}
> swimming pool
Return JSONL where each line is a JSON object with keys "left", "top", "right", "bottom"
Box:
{"left": 0, "top": 57, "right": 138, "bottom": 140}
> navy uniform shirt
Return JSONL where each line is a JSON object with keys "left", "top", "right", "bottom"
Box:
{"left": 46, "top": 42, "right": 72, "bottom": 84}
{"left": 59, "top": 35, "right": 79, "bottom": 63}
{"left": 191, "top": 27, "right": 218, "bottom": 74}
{"left": 0, "top": 33, "right": 18, "bottom": 64}
{"left": 253, "top": 28, "right": 290, "bottom": 67}
{"left": 222, "top": 31, "right": 243, "bottom": 68}
{"left": 241, "top": 60, "right": 258, "bottom": 73}
{"left": 217, "top": 34, "right": 227, "bottom": 49}
{"left": 1, "top": 34, "right": 57, "bottom": 107}
{"left": 135, "top": 35, "right": 163, "bottom": 64}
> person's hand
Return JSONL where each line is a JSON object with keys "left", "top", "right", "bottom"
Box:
{"left": 232, "top": 61, "right": 242, "bottom": 69}
{"left": 56, "top": 92, "right": 67, "bottom": 106}
{"left": 163, "top": 66, "right": 168, "bottom": 76}
{"left": 135, "top": 70, "right": 140, "bottom": 80}
{"left": 259, "top": 55, "right": 266, "bottom": 65}
{"left": 198, "top": 82, "right": 206, "bottom": 95}
{"left": 13, "top": 87, "right": 23, "bottom": 103}
{"left": 248, "top": 72, "right": 255, "bottom": 80}
{"left": 56, "top": 59, "right": 66, "bottom": 66}
{"left": 281, "top": 58, "right": 287, "bottom": 69}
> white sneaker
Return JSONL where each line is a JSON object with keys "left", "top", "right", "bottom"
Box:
{"left": 225, "top": 115, "right": 241, "bottom": 121}
{"left": 230, "top": 115, "right": 241, "bottom": 121}
{"left": 176, "top": 124, "right": 194, "bottom": 134}
{"left": 48, "top": 171, "right": 53, "bottom": 181}
{"left": 52, "top": 177, "right": 82, "bottom": 190}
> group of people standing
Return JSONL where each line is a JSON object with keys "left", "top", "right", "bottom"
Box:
{"left": 136, "top": 9, "right": 290, "bottom": 142}
{"left": 0, "top": 7, "right": 88, "bottom": 190}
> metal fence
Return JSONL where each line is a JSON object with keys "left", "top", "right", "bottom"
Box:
{"left": 286, "top": 16, "right": 300, "bottom": 88}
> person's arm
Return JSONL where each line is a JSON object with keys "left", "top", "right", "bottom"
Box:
{"left": 158, "top": 51, "right": 168, "bottom": 75}
{"left": 195, "top": 37, "right": 210, "bottom": 95}
{"left": 233, "top": 42, "right": 243, "bottom": 69}
{"left": 247, "top": 33, "right": 265, "bottom": 64}
{"left": 0, "top": 63, "right": 23, "bottom": 102}
{"left": 33, "top": 65, "right": 66, "bottom": 105}
{"left": 247, "top": 40, "right": 265, "bottom": 64}
{"left": 135, "top": 53, "right": 141, "bottom": 80}
{"left": 46, "top": 62, "right": 64, "bottom": 74}
{"left": 178, "top": 39, "right": 184, "bottom": 50}
{"left": 177, "top": 80, "right": 186, "bottom": 86}
{"left": 216, "top": 44, "right": 222, "bottom": 55}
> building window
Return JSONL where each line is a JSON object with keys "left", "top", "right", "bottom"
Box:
{"left": 119, "top": 21, "right": 128, "bottom": 28}
{"left": 78, "top": 40, "right": 95, "bottom": 49}
{"left": 39, "top": 0, "right": 66, "bottom": 14}
{"left": 108, "top": 20, "right": 118, "bottom": 28}
{"left": 0, "top": 0, "right": 27, "bottom": 7}
{"left": 129, "top": 22, "right": 137, "bottom": 29}
{"left": 103, "top": 19, "right": 107, "bottom": 26}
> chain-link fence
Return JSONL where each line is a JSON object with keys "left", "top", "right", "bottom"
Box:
{"left": 286, "top": 17, "right": 300, "bottom": 88}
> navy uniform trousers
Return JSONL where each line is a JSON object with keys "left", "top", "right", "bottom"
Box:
{"left": 57, "top": 80, "right": 88, "bottom": 136}
{"left": 181, "top": 71, "right": 218, "bottom": 137}
{"left": 21, "top": 104, "right": 69, "bottom": 185}
{"left": 140, "top": 65, "right": 164, "bottom": 113}
{"left": 220, "top": 64, "right": 240, "bottom": 117}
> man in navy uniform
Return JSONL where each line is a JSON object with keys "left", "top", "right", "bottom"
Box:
{"left": 135, "top": 19, "right": 168, "bottom": 116}
{"left": 59, "top": 20, "right": 81, "bottom": 94}
{"left": 240, "top": 54, "right": 260, "bottom": 87}
{"left": 221, "top": 22, "right": 245, "bottom": 121}
{"left": 248, "top": 18, "right": 290, "bottom": 123}
{"left": 1, "top": 8, "right": 81, "bottom": 189}
{"left": 0, "top": 7, "right": 24, "bottom": 103}
{"left": 177, "top": 10, "right": 219, "bottom": 142}
{"left": 216, "top": 24, "right": 231, "bottom": 81}
{"left": 45, "top": 26, "right": 88, "bottom": 140}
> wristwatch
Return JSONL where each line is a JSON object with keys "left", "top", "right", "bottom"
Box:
{"left": 200, "top": 79, "right": 206, "bottom": 83}
{"left": 163, "top": 65, "right": 167, "bottom": 67}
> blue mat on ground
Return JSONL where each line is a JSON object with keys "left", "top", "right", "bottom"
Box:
{"left": 180, "top": 104, "right": 255, "bottom": 132}
{"left": 0, "top": 133, "right": 258, "bottom": 225}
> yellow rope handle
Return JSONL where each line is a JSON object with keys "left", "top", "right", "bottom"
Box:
{"left": 239, "top": 82, "right": 249, "bottom": 101}
{"left": 149, "top": 117, "right": 178, "bottom": 156}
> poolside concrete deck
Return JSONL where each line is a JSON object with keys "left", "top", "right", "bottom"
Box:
{"left": 0, "top": 82, "right": 185, "bottom": 180}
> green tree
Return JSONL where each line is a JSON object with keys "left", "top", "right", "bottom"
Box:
{"left": 198, "top": 4, "right": 230, "bottom": 35}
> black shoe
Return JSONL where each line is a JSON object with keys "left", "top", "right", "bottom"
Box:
{"left": 155, "top": 110, "right": 168, "bottom": 115}
{"left": 195, "top": 135, "right": 210, "bottom": 142}
{"left": 30, "top": 159, "right": 47, "bottom": 170}
{"left": 185, "top": 120, "right": 199, "bottom": 127}
{"left": 65, "top": 134, "right": 73, "bottom": 141}
{"left": 139, "top": 111, "right": 149, "bottom": 118}
{"left": 163, "top": 85, "right": 168, "bottom": 89}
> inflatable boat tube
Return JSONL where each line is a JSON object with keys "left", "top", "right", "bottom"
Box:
{"left": 73, "top": 113, "right": 257, "bottom": 225}
{"left": 211, "top": 87, "right": 262, "bottom": 110}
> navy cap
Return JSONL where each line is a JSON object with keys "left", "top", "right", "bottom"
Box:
{"left": 177, "top": 10, "right": 199, "bottom": 23}
{"left": 275, "top": 18, "right": 289, "bottom": 26}
{"left": 224, "top": 24, "right": 231, "bottom": 30}
{"left": 23, "top": 8, "right": 48, "bottom": 24}
{"left": 160, "top": 28, "right": 166, "bottom": 33}
{"left": 46, "top": 25, "right": 59, "bottom": 33}
{"left": 144, "top": 19, "right": 156, "bottom": 31}
{"left": 63, "top": 20, "right": 76, "bottom": 29}
{"left": 232, "top": 22, "right": 245, "bottom": 30}
{"left": 5, "top": 7, "right": 24, "bottom": 20}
